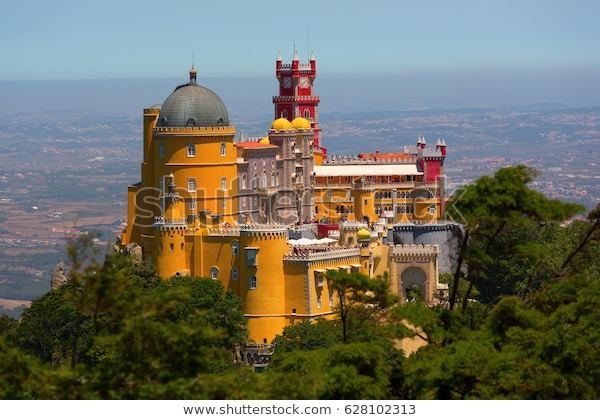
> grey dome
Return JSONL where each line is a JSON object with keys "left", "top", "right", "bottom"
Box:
{"left": 157, "top": 73, "right": 229, "bottom": 128}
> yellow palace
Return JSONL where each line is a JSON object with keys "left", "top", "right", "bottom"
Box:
{"left": 121, "top": 56, "right": 452, "bottom": 344}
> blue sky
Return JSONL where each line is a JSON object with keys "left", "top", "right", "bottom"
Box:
{"left": 1, "top": 0, "right": 599, "bottom": 80}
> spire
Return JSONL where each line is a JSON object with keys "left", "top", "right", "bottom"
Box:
{"left": 276, "top": 51, "right": 282, "bottom": 61}
{"left": 310, "top": 51, "right": 316, "bottom": 61}
{"left": 436, "top": 138, "right": 442, "bottom": 146}
{"left": 441, "top": 139, "right": 447, "bottom": 146}
{"left": 293, "top": 46, "right": 299, "bottom": 61}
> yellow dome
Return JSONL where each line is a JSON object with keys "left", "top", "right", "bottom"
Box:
{"left": 271, "top": 117, "right": 293, "bottom": 130}
{"left": 357, "top": 228, "right": 371, "bottom": 240}
{"left": 259, "top": 136, "right": 270, "bottom": 144}
{"left": 291, "top": 117, "right": 311, "bottom": 129}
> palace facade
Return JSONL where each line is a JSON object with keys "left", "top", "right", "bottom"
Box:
{"left": 121, "top": 53, "right": 451, "bottom": 343}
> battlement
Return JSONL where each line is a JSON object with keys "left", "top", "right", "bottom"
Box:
{"left": 206, "top": 226, "right": 241, "bottom": 236}
{"left": 390, "top": 243, "right": 440, "bottom": 258}
{"left": 326, "top": 155, "right": 416, "bottom": 165}
{"left": 239, "top": 224, "right": 288, "bottom": 237}
{"left": 143, "top": 106, "right": 161, "bottom": 114}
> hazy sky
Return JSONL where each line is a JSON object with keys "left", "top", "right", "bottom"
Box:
{"left": 2, "top": 0, "right": 599, "bottom": 80}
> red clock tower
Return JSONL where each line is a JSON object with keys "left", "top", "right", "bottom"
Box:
{"left": 273, "top": 50, "right": 326, "bottom": 158}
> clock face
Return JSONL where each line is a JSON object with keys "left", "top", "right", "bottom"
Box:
{"left": 283, "top": 77, "right": 292, "bottom": 88}
{"left": 299, "top": 77, "right": 310, "bottom": 88}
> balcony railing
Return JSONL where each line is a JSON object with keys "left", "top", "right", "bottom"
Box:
{"left": 272, "top": 95, "right": 320, "bottom": 102}
{"left": 284, "top": 247, "right": 360, "bottom": 262}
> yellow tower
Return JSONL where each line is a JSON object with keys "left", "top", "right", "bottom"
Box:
{"left": 238, "top": 225, "right": 288, "bottom": 344}
{"left": 153, "top": 174, "right": 188, "bottom": 277}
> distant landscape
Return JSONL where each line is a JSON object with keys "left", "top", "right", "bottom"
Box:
{"left": 1, "top": 78, "right": 599, "bottom": 314}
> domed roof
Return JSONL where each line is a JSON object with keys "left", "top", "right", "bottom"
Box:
{"left": 259, "top": 136, "right": 270, "bottom": 144}
{"left": 357, "top": 228, "right": 371, "bottom": 240}
{"left": 157, "top": 68, "right": 229, "bottom": 128}
{"left": 271, "top": 117, "right": 293, "bottom": 130}
{"left": 291, "top": 117, "right": 311, "bottom": 129}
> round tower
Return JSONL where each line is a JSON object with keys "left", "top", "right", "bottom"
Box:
{"left": 239, "top": 224, "right": 288, "bottom": 343}
{"left": 154, "top": 174, "right": 189, "bottom": 278}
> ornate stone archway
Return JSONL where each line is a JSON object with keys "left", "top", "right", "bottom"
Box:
{"left": 400, "top": 266, "right": 427, "bottom": 301}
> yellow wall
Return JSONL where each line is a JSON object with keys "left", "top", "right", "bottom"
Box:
{"left": 196, "top": 234, "right": 240, "bottom": 293}
{"left": 152, "top": 127, "right": 238, "bottom": 224}
{"left": 239, "top": 229, "right": 288, "bottom": 343}
{"left": 154, "top": 227, "right": 188, "bottom": 278}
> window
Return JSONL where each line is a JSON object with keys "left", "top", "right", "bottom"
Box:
{"left": 304, "top": 109, "right": 310, "bottom": 119}
{"left": 429, "top": 205, "right": 436, "bottom": 215}
{"left": 187, "top": 178, "right": 197, "bottom": 192}
{"left": 221, "top": 177, "right": 227, "bottom": 191}
{"left": 158, "top": 142, "right": 165, "bottom": 158}
{"left": 169, "top": 243, "right": 174, "bottom": 252}
{"left": 315, "top": 271, "right": 324, "bottom": 288}
{"left": 187, "top": 143, "right": 196, "bottom": 157}
{"left": 241, "top": 174, "right": 247, "bottom": 189}
{"left": 246, "top": 248, "right": 258, "bottom": 266}
{"left": 329, "top": 292, "right": 334, "bottom": 308}
{"left": 259, "top": 172, "right": 267, "bottom": 188}
{"left": 271, "top": 171, "right": 276, "bottom": 187}
{"left": 281, "top": 109, "right": 288, "bottom": 119}
{"left": 231, "top": 267, "right": 238, "bottom": 281}
{"left": 210, "top": 267, "right": 219, "bottom": 281}
{"left": 180, "top": 243, "right": 184, "bottom": 250}
{"left": 316, "top": 293, "right": 322, "bottom": 309}
{"left": 188, "top": 200, "right": 196, "bottom": 210}
{"left": 248, "top": 275, "right": 257, "bottom": 289}
{"left": 220, "top": 142, "right": 226, "bottom": 156}
{"left": 231, "top": 240, "right": 240, "bottom": 256}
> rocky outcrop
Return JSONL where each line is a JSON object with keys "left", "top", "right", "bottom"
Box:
{"left": 50, "top": 262, "right": 69, "bottom": 290}
{"left": 123, "top": 242, "right": 143, "bottom": 264}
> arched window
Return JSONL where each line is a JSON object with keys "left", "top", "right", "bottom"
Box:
{"left": 248, "top": 275, "right": 257, "bottom": 289}
{"left": 186, "top": 118, "right": 195, "bottom": 127}
{"left": 231, "top": 268, "right": 239, "bottom": 281}
{"left": 158, "top": 142, "right": 165, "bottom": 158}
{"left": 231, "top": 240, "right": 240, "bottom": 256}
{"left": 271, "top": 171, "right": 276, "bottom": 186}
{"left": 220, "top": 142, "right": 226, "bottom": 156}
{"left": 304, "top": 109, "right": 310, "bottom": 119}
{"left": 221, "top": 177, "right": 227, "bottom": 191}
{"left": 187, "top": 143, "right": 196, "bottom": 157}
{"left": 260, "top": 171, "right": 267, "bottom": 188}
{"left": 241, "top": 174, "right": 247, "bottom": 189}
{"left": 210, "top": 266, "right": 219, "bottom": 281}
{"left": 281, "top": 109, "right": 288, "bottom": 119}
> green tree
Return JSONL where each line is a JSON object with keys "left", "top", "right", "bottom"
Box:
{"left": 327, "top": 270, "right": 395, "bottom": 343}
{"left": 447, "top": 166, "right": 583, "bottom": 309}
{"left": 273, "top": 318, "right": 341, "bottom": 352}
